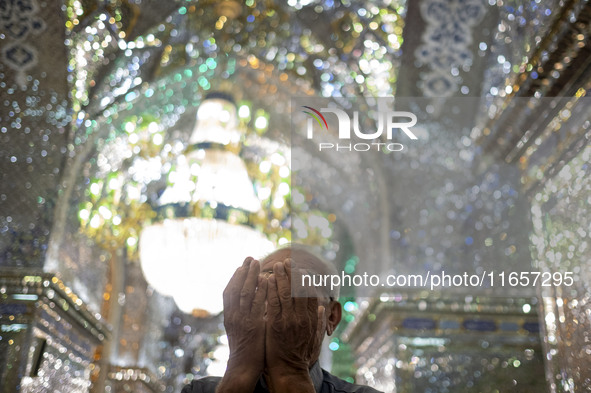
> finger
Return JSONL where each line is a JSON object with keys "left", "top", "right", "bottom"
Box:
{"left": 284, "top": 258, "right": 293, "bottom": 282}
{"left": 240, "top": 259, "right": 260, "bottom": 312}
{"left": 307, "top": 296, "right": 319, "bottom": 331}
{"left": 223, "top": 257, "right": 253, "bottom": 312}
{"left": 294, "top": 269, "right": 310, "bottom": 316}
{"left": 251, "top": 275, "right": 268, "bottom": 317}
{"left": 267, "top": 275, "right": 281, "bottom": 321}
{"left": 286, "top": 258, "right": 305, "bottom": 298}
{"left": 294, "top": 295, "right": 307, "bottom": 318}
{"left": 273, "top": 262, "right": 293, "bottom": 315}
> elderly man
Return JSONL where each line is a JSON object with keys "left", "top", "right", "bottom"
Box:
{"left": 181, "top": 246, "right": 380, "bottom": 393}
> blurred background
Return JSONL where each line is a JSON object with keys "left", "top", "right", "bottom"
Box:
{"left": 1, "top": 0, "right": 590, "bottom": 392}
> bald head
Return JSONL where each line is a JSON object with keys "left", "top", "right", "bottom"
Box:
{"left": 260, "top": 245, "right": 340, "bottom": 300}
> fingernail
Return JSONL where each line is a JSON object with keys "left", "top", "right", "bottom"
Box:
{"left": 285, "top": 259, "right": 292, "bottom": 269}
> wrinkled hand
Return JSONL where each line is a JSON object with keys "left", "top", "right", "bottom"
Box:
{"left": 265, "top": 260, "right": 325, "bottom": 392}
{"left": 218, "top": 257, "right": 267, "bottom": 392}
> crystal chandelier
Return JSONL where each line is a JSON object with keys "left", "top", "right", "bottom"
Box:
{"left": 139, "top": 93, "right": 274, "bottom": 315}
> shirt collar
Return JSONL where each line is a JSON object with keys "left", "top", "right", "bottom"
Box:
{"left": 309, "top": 361, "right": 324, "bottom": 393}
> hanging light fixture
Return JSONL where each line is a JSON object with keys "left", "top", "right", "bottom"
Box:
{"left": 139, "top": 93, "right": 274, "bottom": 315}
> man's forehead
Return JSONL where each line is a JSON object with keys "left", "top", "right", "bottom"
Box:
{"left": 260, "top": 248, "right": 324, "bottom": 272}
{"left": 260, "top": 247, "right": 339, "bottom": 299}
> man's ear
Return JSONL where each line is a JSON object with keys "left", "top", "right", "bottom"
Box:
{"left": 326, "top": 301, "right": 342, "bottom": 336}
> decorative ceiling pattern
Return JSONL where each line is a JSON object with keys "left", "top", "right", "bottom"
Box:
{"left": 0, "top": 0, "right": 46, "bottom": 86}
{"left": 415, "top": 0, "right": 487, "bottom": 97}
